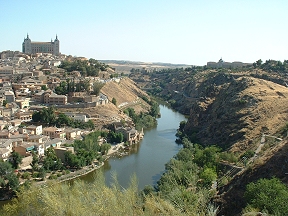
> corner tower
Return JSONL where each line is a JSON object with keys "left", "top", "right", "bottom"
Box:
{"left": 22, "top": 33, "right": 32, "bottom": 54}
{"left": 53, "top": 34, "right": 60, "bottom": 55}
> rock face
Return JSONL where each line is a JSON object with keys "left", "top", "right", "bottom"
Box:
{"left": 182, "top": 73, "right": 288, "bottom": 151}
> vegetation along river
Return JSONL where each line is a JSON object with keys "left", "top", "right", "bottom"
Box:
{"left": 80, "top": 104, "right": 187, "bottom": 189}
{"left": 0, "top": 104, "right": 186, "bottom": 209}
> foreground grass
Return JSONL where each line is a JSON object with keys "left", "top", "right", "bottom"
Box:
{"left": 2, "top": 173, "right": 202, "bottom": 216}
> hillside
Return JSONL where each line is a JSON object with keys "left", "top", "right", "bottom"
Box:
{"left": 182, "top": 73, "right": 288, "bottom": 151}
{"left": 58, "top": 77, "right": 150, "bottom": 129}
{"left": 101, "top": 77, "right": 150, "bottom": 112}
{"left": 130, "top": 68, "right": 288, "bottom": 150}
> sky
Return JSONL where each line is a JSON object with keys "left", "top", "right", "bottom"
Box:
{"left": 1, "top": 0, "right": 287, "bottom": 65}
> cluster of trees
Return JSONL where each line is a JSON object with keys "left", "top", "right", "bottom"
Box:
{"left": 54, "top": 79, "right": 104, "bottom": 96}
{"left": 253, "top": 59, "right": 288, "bottom": 73}
{"left": 122, "top": 99, "right": 159, "bottom": 130}
{"left": 32, "top": 107, "right": 95, "bottom": 130}
{"left": 59, "top": 58, "right": 108, "bottom": 77}
{"left": 107, "top": 131, "right": 124, "bottom": 143}
{"left": 0, "top": 161, "right": 19, "bottom": 194}
{"left": 156, "top": 138, "right": 219, "bottom": 195}
{"left": 124, "top": 107, "right": 157, "bottom": 130}
{"left": 244, "top": 177, "right": 288, "bottom": 215}
{"left": 63, "top": 131, "right": 111, "bottom": 169}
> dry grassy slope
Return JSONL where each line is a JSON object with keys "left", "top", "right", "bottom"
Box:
{"left": 183, "top": 74, "right": 288, "bottom": 152}
{"left": 101, "top": 77, "right": 150, "bottom": 113}
{"left": 58, "top": 77, "right": 150, "bottom": 129}
{"left": 232, "top": 77, "right": 288, "bottom": 151}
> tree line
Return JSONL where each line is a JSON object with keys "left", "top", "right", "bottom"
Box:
{"left": 32, "top": 107, "right": 95, "bottom": 130}
{"left": 58, "top": 58, "right": 109, "bottom": 77}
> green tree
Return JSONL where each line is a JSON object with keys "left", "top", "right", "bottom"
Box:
{"left": 10, "top": 152, "right": 22, "bottom": 169}
{"left": 30, "top": 151, "right": 39, "bottom": 172}
{"left": 92, "top": 82, "right": 104, "bottom": 96}
{"left": 256, "top": 59, "right": 262, "bottom": 66}
{"left": 149, "top": 101, "right": 160, "bottom": 117}
{"left": 0, "top": 161, "right": 19, "bottom": 191}
{"left": 199, "top": 167, "right": 217, "bottom": 187}
{"left": 244, "top": 178, "right": 288, "bottom": 215}
{"left": 2, "top": 100, "right": 7, "bottom": 107}
{"left": 41, "top": 85, "right": 48, "bottom": 90}
{"left": 43, "top": 148, "right": 62, "bottom": 171}
{"left": 112, "top": 97, "right": 117, "bottom": 106}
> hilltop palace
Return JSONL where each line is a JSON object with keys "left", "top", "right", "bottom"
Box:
{"left": 22, "top": 34, "right": 60, "bottom": 55}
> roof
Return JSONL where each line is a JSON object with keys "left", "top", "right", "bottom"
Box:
{"left": 44, "top": 138, "right": 64, "bottom": 148}
{"left": 0, "top": 139, "right": 13, "bottom": 148}
{"left": 0, "top": 148, "right": 10, "bottom": 155}
{"left": 43, "top": 127, "right": 62, "bottom": 132}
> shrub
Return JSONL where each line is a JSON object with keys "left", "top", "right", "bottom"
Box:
{"left": 22, "top": 172, "right": 30, "bottom": 180}
{"left": 244, "top": 178, "right": 288, "bottom": 215}
{"left": 49, "top": 174, "right": 57, "bottom": 180}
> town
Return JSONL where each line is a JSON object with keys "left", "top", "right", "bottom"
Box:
{"left": 0, "top": 35, "right": 148, "bottom": 197}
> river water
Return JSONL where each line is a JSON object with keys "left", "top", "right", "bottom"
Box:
{"left": 0, "top": 104, "right": 186, "bottom": 209}
{"left": 80, "top": 104, "right": 187, "bottom": 189}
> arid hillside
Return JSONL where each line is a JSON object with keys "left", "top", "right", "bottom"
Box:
{"left": 101, "top": 77, "right": 150, "bottom": 112}
{"left": 182, "top": 73, "right": 288, "bottom": 152}
{"left": 58, "top": 77, "right": 150, "bottom": 129}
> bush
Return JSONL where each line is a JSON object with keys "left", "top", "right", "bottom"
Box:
{"left": 22, "top": 172, "right": 30, "bottom": 180}
{"left": 244, "top": 178, "right": 288, "bottom": 215}
{"left": 219, "top": 152, "right": 238, "bottom": 163}
{"left": 49, "top": 174, "right": 57, "bottom": 180}
{"left": 31, "top": 172, "right": 38, "bottom": 178}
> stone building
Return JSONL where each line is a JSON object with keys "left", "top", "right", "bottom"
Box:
{"left": 22, "top": 34, "right": 60, "bottom": 55}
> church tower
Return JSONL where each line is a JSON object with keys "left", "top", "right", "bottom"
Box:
{"left": 22, "top": 33, "right": 32, "bottom": 54}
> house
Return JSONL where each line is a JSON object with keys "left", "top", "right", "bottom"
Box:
{"left": 34, "top": 143, "right": 45, "bottom": 156}
{"left": 65, "top": 128, "right": 82, "bottom": 140}
{"left": 26, "top": 125, "right": 42, "bottom": 135}
{"left": 10, "top": 119, "right": 22, "bottom": 127}
{"left": 16, "top": 111, "right": 33, "bottom": 122}
{"left": 0, "top": 139, "right": 13, "bottom": 153}
{"left": 4, "top": 91, "right": 15, "bottom": 103}
{"left": 15, "top": 98, "right": 30, "bottom": 109}
{"left": 15, "top": 88, "right": 31, "bottom": 99}
{"left": 0, "top": 148, "right": 10, "bottom": 161}
{"left": 54, "top": 147, "right": 74, "bottom": 162}
{"left": 44, "top": 138, "right": 64, "bottom": 149}
{"left": 114, "top": 123, "right": 144, "bottom": 145}
{"left": 43, "top": 127, "right": 66, "bottom": 139}
{"left": 24, "top": 134, "right": 45, "bottom": 143}
{"left": 0, "top": 130, "right": 10, "bottom": 139}
{"left": 64, "top": 113, "right": 88, "bottom": 122}
{"left": 13, "top": 142, "right": 36, "bottom": 156}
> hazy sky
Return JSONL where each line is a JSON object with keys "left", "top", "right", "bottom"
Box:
{"left": 1, "top": 0, "right": 287, "bottom": 65}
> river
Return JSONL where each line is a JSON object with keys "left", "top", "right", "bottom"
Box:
{"left": 0, "top": 104, "right": 186, "bottom": 209}
{"left": 80, "top": 104, "right": 187, "bottom": 189}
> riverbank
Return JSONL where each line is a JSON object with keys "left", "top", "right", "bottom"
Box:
{"left": 57, "top": 143, "right": 127, "bottom": 182}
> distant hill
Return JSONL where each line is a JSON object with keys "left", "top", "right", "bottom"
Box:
{"left": 100, "top": 60, "right": 192, "bottom": 74}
